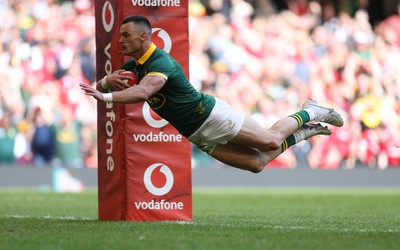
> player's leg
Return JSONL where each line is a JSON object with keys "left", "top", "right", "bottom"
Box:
{"left": 195, "top": 99, "right": 342, "bottom": 171}
{"left": 211, "top": 123, "right": 331, "bottom": 172}
{"left": 207, "top": 113, "right": 287, "bottom": 172}
{"left": 229, "top": 100, "right": 343, "bottom": 152}
{"left": 229, "top": 109, "right": 312, "bottom": 152}
{"left": 210, "top": 143, "right": 267, "bottom": 172}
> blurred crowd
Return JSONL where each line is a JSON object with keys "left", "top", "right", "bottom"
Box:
{"left": 189, "top": 0, "right": 400, "bottom": 170}
{"left": 0, "top": 0, "right": 399, "bottom": 170}
{"left": 0, "top": 0, "right": 97, "bottom": 168}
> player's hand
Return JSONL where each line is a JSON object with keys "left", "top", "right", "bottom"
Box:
{"left": 105, "top": 69, "right": 133, "bottom": 91}
{"left": 80, "top": 83, "right": 104, "bottom": 101}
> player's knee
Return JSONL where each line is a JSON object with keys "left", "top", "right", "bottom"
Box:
{"left": 265, "top": 131, "right": 284, "bottom": 151}
{"left": 269, "top": 140, "right": 281, "bottom": 150}
{"left": 249, "top": 157, "right": 268, "bottom": 174}
{"left": 263, "top": 139, "right": 280, "bottom": 151}
{"left": 251, "top": 166, "right": 264, "bottom": 173}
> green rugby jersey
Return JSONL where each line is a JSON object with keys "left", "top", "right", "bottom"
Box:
{"left": 121, "top": 43, "right": 216, "bottom": 137}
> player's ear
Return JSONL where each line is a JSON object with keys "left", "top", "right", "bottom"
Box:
{"left": 140, "top": 32, "right": 147, "bottom": 41}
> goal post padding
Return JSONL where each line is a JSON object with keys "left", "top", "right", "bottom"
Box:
{"left": 94, "top": 0, "right": 192, "bottom": 221}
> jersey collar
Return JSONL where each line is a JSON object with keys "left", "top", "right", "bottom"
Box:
{"left": 136, "top": 42, "right": 157, "bottom": 65}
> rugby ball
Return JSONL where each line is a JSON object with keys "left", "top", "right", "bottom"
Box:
{"left": 119, "top": 71, "right": 139, "bottom": 86}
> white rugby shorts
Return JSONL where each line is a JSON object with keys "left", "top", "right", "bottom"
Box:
{"left": 188, "top": 98, "right": 244, "bottom": 154}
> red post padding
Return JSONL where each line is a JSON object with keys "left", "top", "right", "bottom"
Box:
{"left": 94, "top": 0, "right": 192, "bottom": 221}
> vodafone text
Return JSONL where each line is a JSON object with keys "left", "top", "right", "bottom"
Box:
{"left": 133, "top": 131, "right": 182, "bottom": 142}
{"left": 131, "top": 0, "right": 180, "bottom": 7}
{"left": 105, "top": 105, "right": 115, "bottom": 171}
{"left": 134, "top": 200, "right": 184, "bottom": 210}
{"left": 102, "top": 1, "right": 116, "bottom": 172}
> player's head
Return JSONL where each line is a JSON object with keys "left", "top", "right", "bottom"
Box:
{"left": 122, "top": 15, "right": 152, "bottom": 37}
{"left": 119, "top": 15, "right": 152, "bottom": 56}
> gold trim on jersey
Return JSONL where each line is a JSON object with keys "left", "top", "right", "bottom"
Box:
{"left": 148, "top": 72, "right": 167, "bottom": 80}
{"left": 136, "top": 43, "right": 157, "bottom": 65}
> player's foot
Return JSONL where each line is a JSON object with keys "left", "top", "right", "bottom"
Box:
{"left": 302, "top": 100, "right": 344, "bottom": 127}
{"left": 293, "top": 123, "right": 332, "bottom": 142}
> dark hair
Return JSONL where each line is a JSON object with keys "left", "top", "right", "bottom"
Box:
{"left": 122, "top": 15, "right": 152, "bottom": 34}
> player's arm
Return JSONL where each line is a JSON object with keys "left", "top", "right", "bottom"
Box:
{"left": 96, "top": 69, "right": 133, "bottom": 92}
{"left": 111, "top": 74, "right": 166, "bottom": 103}
{"left": 81, "top": 74, "right": 166, "bottom": 103}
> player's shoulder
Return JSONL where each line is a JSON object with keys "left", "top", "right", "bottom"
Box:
{"left": 153, "top": 47, "right": 170, "bottom": 58}
{"left": 150, "top": 48, "right": 176, "bottom": 65}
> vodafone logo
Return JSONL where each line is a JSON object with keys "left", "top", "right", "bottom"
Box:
{"left": 133, "top": 103, "right": 182, "bottom": 142}
{"left": 135, "top": 162, "right": 184, "bottom": 210}
{"left": 102, "top": 1, "right": 114, "bottom": 32}
{"left": 152, "top": 28, "right": 172, "bottom": 53}
{"left": 144, "top": 163, "right": 174, "bottom": 196}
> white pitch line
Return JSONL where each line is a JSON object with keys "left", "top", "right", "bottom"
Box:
{"left": 163, "top": 220, "right": 195, "bottom": 225}
{"left": 3, "top": 214, "right": 94, "bottom": 221}
{"left": 265, "top": 224, "right": 400, "bottom": 233}
{"left": 194, "top": 222, "right": 400, "bottom": 234}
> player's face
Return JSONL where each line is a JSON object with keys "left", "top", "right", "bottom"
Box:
{"left": 119, "top": 22, "right": 145, "bottom": 57}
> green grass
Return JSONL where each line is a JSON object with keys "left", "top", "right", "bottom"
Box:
{"left": 1, "top": 188, "right": 399, "bottom": 250}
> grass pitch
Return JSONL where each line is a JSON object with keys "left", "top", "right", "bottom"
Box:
{"left": 1, "top": 188, "right": 399, "bottom": 250}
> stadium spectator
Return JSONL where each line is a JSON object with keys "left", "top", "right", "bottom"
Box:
{"left": 14, "top": 119, "right": 33, "bottom": 165}
{"left": 30, "top": 107, "right": 55, "bottom": 166}
{"left": 0, "top": 113, "right": 17, "bottom": 164}
{"left": 53, "top": 105, "right": 84, "bottom": 168}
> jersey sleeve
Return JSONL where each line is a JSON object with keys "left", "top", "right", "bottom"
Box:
{"left": 147, "top": 51, "right": 177, "bottom": 79}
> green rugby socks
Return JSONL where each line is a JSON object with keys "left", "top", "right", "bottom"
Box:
{"left": 289, "top": 110, "right": 310, "bottom": 128}
{"left": 281, "top": 110, "right": 311, "bottom": 152}
{"left": 281, "top": 134, "right": 296, "bottom": 152}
